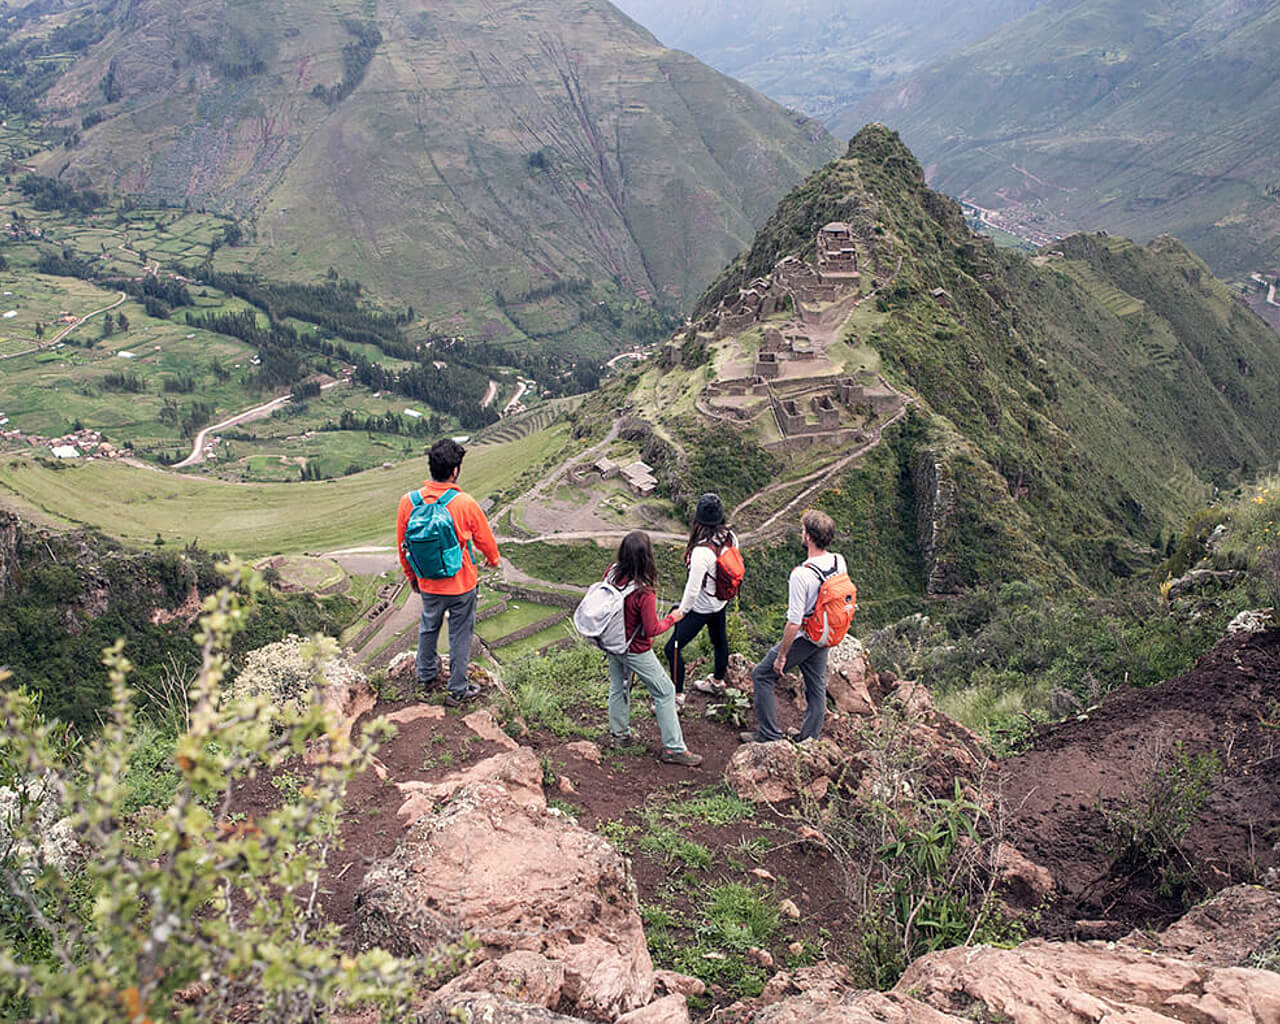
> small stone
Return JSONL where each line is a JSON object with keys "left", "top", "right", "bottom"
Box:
{"left": 779, "top": 898, "right": 801, "bottom": 920}
{"left": 788, "top": 941, "right": 804, "bottom": 956}
{"left": 750, "top": 868, "right": 776, "bottom": 882}
{"left": 558, "top": 776, "right": 577, "bottom": 794}
{"left": 747, "top": 946, "right": 775, "bottom": 968}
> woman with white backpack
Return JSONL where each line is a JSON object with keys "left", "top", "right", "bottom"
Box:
{"left": 582, "top": 531, "right": 703, "bottom": 766}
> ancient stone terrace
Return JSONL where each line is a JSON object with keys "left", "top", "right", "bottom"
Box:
{"left": 677, "top": 219, "right": 909, "bottom": 450}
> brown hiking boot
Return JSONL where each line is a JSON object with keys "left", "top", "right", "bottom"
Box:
{"left": 659, "top": 749, "right": 703, "bottom": 767}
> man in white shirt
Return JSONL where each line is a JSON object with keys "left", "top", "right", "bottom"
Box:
{"left": 741, "top": 509, "right": 844, "bottom": 743}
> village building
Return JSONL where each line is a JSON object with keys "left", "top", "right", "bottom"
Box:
{"left": 620, "top": 460, "right": 657, "bottom": 497}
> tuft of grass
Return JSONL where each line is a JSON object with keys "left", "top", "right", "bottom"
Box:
{"left": 699, "top": 882, "right": 781, "bottom": 951}
{"left": 497, "top": 645, "right": 609, "bottom": 738}
{"left": 637, "top": 826, "right": 713, "bottom": 870}
{"left": 666, "top": 787, "right": 756, "bottom": 827}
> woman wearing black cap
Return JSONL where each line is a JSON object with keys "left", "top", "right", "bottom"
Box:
{"left": 665, "top": 492, "right": 737, "bottom": 708}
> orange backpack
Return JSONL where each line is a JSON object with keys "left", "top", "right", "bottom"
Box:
{"left": 802, "top": 560, "right": 856, "bottom": 647}
{"left": 709, "top": 542, "right": 745, "bottom": 600}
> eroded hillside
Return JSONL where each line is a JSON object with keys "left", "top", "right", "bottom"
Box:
{"left": 26, "top": 0, "right": 837, "bottom": 355}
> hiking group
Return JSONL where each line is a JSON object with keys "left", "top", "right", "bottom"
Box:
{"left": 398, "top": 438, "right": 857, "bottom": 768}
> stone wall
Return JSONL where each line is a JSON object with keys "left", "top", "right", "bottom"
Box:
{"left": 0, "top": 511, "right": 19, "bottom": 599}
{"left": 489, "top": 610, "right": 570, "bottom": 649}
{"left": 493, "top": 583, "right": 581, "bottom": 609}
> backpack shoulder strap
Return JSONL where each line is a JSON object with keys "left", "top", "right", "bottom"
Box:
{"left": 438, "top": 487, "right": 460, "bottom": 507}
{"left": 409, "top": 489, "right": 425, "bottom": 508}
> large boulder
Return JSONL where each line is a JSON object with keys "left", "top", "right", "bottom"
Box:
{"left": 725, "top": 738, "right": 846, "bottom": 803}
{"left": 1123, "top": 883, "right": 1280, "bottom": 966}
{"left": 352, "top": 778, "right": 654, "bottom": 1019}
{"left": 896, "top": 939, "right": 1280, "bottom": 1022}
{"left": 744, "top": 936, "right": 1280, "bottom": 1023}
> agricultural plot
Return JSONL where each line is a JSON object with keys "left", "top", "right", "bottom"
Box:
{"left": 1053, "top": 261, "right": 1145, "bottom": 318}
{"left": 492, "top": 619, "right": 576, "bottom": 662}
{"left": 0, "top": 426, "right": 555, "bottom": 555}
{"left": 475, "top": 600, "right": 566, "bottom": 645}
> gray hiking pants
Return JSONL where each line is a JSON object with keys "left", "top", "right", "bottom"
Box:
{"left": 417, "top": 586, "right": 477, "bottom": 696}
{"left": 751, "top": 636, "right": 829, "bottom": 741}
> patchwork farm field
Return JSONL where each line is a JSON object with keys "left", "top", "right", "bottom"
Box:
{"left": 0, "top": 426, "right": 560, "bottom": 555}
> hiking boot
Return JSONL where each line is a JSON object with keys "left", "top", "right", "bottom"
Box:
{"left": 444, "top": 683, "right": 482, "bottom": 708}
{"left": 659, "top": 748, "right": 703, "bottom": 767}
{"left": 692, "top": 676, "right": 727, "bottom": 696}
{"left": 608, "top": 732, "right": 634, "bottom": 749}
{"left": 738, "top": 730, "right": 770, "bottom": 744}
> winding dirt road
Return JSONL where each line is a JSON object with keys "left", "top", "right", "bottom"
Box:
{"left": 173, "top": 379, "right": 343, "bottom": 468}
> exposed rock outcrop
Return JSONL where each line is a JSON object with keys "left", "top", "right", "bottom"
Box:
{"left": 352, "top": 775, "right": 655, "bottom": 1019}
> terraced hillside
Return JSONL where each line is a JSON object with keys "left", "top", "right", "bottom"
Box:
{"left": 598, "top": 125, "right": 1280, "bottom": 618}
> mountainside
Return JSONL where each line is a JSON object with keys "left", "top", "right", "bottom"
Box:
{"left": 633, "top": 125, "right": 1280, "bottom": 606}
{"left": 838, "top": 0, "right": 1280, "bottom": 280}
{"left": 610, "top": 0, "right": 1049, "bottom": 123}
{"left": 20, "top": 0, "right": 837, "bottom": 355}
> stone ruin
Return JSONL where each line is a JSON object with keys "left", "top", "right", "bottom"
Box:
{"left": 754, "top": 351, "right": 780, "bottom": 379}
{"left": 812, "top": 394, "right": 840, "bottom": 429}
{"left": 817, "top": 221, "right": 861, "bottom": 282}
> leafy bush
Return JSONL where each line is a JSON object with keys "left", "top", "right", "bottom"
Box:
{"left": 1102, "top": 735, "right": 1222, "bottom": 901}
{"left": 0, "top": 563, "right": 446, "bottom": 1021}
{"left": 498, "top": 643, "right": 609, "bottom": 737}
{"left": 792, "top": 709, "right": 1018, "bottom": 989}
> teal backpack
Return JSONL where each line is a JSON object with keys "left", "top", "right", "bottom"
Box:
{"left": 402, "top": 488, "right": 463, "bottom": 579}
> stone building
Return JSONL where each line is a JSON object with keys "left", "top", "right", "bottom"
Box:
{"left": 754, "top": 351, "right": 780, "bottom": 378}
{"left": 812, "top": 394, "right": 840, "bottom": 429}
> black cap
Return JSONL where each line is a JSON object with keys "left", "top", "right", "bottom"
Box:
{"left": 694, "top": 492, "right": 725, "bottom": 526}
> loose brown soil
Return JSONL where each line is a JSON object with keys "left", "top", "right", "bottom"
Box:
{"left": 1000, "top": 627, "right": 1280, "bottom": 938}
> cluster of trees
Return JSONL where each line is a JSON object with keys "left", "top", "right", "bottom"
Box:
{"left": 122, "top": 275, "right": 192, "bottom": 319}
{"left": 352, "top": 356, "right": 497, "bottom": 430}
{"left": 184, "top": 309, "right": 306, "bottom": 391}
{"left": 102, "top": 371, "right": 145, "bottom": 393}
{"left": 332, "top": 408, "right": 442, "bottom": 437}
{"left": 157, "top": 398, "right": 215, "bottom": 438}
{"left": 18, "top": 176, "right": 106, "bottom": 215}
{"left": 311, "top": 19, "right": 381, "bottom": 106}
{"left": 193, "top": 268, "right": 408, "bottom": 353}
{"left": 98, "top": 311, "right": 129, "bottom": 337}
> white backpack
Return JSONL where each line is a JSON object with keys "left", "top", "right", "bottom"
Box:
{"left": 573, "top": 577, "right": 639, "bottom": 654}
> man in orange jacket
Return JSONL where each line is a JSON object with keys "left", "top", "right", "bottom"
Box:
{"left": 396, "top": 438, "right": 500, "bottom": 705}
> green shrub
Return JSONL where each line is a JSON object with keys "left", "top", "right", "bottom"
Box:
{"left": 0, "top": 563, "right": 452, "bottom": 1022}
{"left": 1103, "top": 736, "right": 1222, "bottom": 901}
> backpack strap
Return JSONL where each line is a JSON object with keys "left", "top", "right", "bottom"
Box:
{"left": 437, "top": 487, "right": 459, "bottom": 507}
{"left": 409, "top": 489, "right": 425, "bottom": 508}
{"left": 803, "top": 557, "right": 841, "bottom": 619}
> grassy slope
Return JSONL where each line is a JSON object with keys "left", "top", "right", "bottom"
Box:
{"left": 844, "top": 0, "right": 1280, "bottom": 278}
{"left": 611, "top": 0, "right": 1049, "bottom": 123}
{"left": 0, "top": 425, "right": 567, "bottom": 556}
{"left": 33, "top": 0, "right": 838, "bottom": 356}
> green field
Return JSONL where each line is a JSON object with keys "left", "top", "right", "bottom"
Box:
{"left": 476, "top": 600, "right": 565, "bottom": 644}
{"left": 0, "top": 425, "right": 565, "bottom": 556}
{"left": 493, "top": 620, "right": 578, "bottom": 662}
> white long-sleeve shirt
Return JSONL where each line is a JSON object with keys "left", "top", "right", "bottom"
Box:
{"left": 677, "top": 532, "right": 738, "bottom": 615}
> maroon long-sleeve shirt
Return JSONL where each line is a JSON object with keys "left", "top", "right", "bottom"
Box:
{"left": 607, "top": 569, "right": 677, "bottom": 653}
